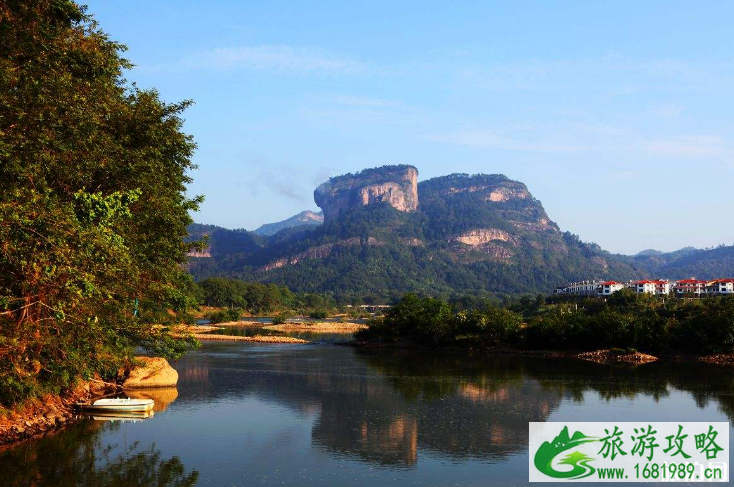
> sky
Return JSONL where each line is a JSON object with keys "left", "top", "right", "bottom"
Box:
{"left": 86, "top": 0, "right": 734, "bottom": 254}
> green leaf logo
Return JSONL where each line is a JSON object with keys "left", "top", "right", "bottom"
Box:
{"left": 534, "top": 426, "right": 598, "bottom": 479}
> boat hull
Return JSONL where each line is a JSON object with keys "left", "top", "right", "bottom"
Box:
{"left": 77, "top": 398, "right": 155, "bottom": 413}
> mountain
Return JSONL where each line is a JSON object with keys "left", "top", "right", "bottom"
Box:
{"left": 625, "top": 246, "right": 734, "bottom": 279}
{"left": 314, "top": 165, "right": 418, "bottom": 221}
{"left": 186, "top": 223, "right": 264, "bottom": 279}
{"left": 253, "top": 210, "right": 324, "bottom": 236}
{"left": 188, "top": 165, "right": 651, "bottom": 297}
{"left": 634, "top": 249, "right": 664, "bottom": 257}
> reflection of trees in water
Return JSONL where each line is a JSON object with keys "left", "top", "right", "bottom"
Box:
{"left": 524, "top": 358, "right": 734, "bottom": 421}
{"left": 348, "top": 349, "right": 734, "bottom": 464}
{"left": 357, "top": 349, "right": 734, "bottom": 423}
{"left": 0, "top": 420, "right": 198, "bottom": 487}
{"left": 170, "top": 345, "right": 734, "bottom": 469}
{"left": 342, "top": 350, "right": 559, "bottom": 463}
{"left": 357, "top": 350, "right": 734, "bottom": 420}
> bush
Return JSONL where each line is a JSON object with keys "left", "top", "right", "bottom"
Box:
{"left": 208, "top": 308, "right": 241, "bottom": 324}
{"left": 357, "top": 294, "right": 522, "bottom": 347}
{"left": 308, "top": 310, "right": 328, "bottom": 320}
{"left": 271, "top": 316, "right": 287, "bottom": 325}
{"left": 360, "top": 293, "right": 734, "bottom": 355}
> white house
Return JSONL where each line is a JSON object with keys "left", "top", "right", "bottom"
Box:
{"left": 653, "top": 280, "right": 672, "bottom": 295}
{"left": 598, "top": 281, "right": 625, "bottom": 296}
{"left": 706, "top": 279, "right": 734, "bottom": 295}
{"left": 557, "top": 281, "right": 602, "bottom": 296}
{"left": 630, "top": 280, "right": 657, "bottom": 294}
{"left": 673, "top": 279, "right": 707, "bottom": 295}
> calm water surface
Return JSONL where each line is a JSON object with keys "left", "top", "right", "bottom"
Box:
{"left": 3, "top": 342, "right": 733, "bottom": 486}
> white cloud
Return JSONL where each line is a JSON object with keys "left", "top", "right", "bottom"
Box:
{"left": 330, "top": 94, "right": 402, "bottom": 108}
{"left": 643, "top": 135, "right": 726, "bottom": 158}
{"left": 179, "top": 45, "right": 366, "bottom": 75}
{"left": 427, "top": 126, "right": 733, "bottom": 162}
{"left": 650, "top": 104, "right": 684, "bottom": 119}
{"left": 452, "top": 55, "right": 734, "bottom": 94}
{"left": 426, "top": 130, "right": 587, "bottom": 154}
{"left": 295, "top": 93, "right": 425, "bottom": 126}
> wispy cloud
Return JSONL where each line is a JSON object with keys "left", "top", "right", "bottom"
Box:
{"left": 296, "top": 93, "right": 426, "bottom": 126}
{"left": 426, "top": 130, "right": 588, "bottom": 154}
{"left": 427, "top": 126, "right": 732, "bottom": 161}
{"left": 452, "top": 55, "right": 734, "bottom": 94}
{"left": 643, "top": 135, "right": 726, "bottom": 158}
{"left": 177, "top": 45, "right": 366, "bottom": 75}
{"left": 329, "top": 94, "right": 403, "bottom": 108}
{"left": 650, "top": 104, "right": 684, "bottom": 119}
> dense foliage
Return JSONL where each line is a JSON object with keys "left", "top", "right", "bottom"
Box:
{"left": 189, "top": 165, "right": 734, "bottom": 297}
{"left": 357, "top": 294, "right": 523, "bottom": 346}
{"left": 0, "top": 1, "right": 200, "bottom": 406}
{"left": 358, "top": 291, "right": 734, "bottom": 355}
{"left": 189, "top": 196, "right": 642, "bottom": 298}
{"left": 196, "top": 277, "right": 336, "bottom": 315}
{"left": 526, "top": 291, "right": 734, "bottom": 354}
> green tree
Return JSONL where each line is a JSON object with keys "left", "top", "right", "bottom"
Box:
{"left": 0, "top": 1, "right": 200, "bottom": 406}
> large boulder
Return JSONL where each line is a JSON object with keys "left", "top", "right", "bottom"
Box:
{"left": 123, "top": 357, "right": 178, "bottom": 389}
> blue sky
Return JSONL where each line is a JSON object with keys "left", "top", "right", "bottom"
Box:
{"left": 87, "top": 0, "right": 734, "bottom": 254}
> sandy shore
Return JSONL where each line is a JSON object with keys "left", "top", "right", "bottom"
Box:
{"left": 578, "top": 349, "right": 658, "bottom": 365}
{"left": 263, "top": 322, "right": 367, "bottom": 333}
{"left": 174, "top": 324, "right": 310, "bottom": 343}
{"left": 208, "top": 320, "right": 266, "bottom": 327}
{"left": 190, "top": 334, "right": 309, "bottom": 343}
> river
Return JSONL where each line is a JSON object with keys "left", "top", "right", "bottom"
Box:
{"left": 2, "top": 341, "right": 733, "bottom": 486}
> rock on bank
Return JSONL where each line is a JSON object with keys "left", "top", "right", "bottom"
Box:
{"left": 123, "top": 357, "right": 179, "bottom": 389}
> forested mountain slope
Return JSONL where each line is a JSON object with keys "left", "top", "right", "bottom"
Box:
{"left": 188, "top": 167, "right": 652, "bottom": 298}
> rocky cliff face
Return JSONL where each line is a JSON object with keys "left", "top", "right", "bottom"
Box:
{"left": 314, "top": 165, "right": 418, "bottom": 222}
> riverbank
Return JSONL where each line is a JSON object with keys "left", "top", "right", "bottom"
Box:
{"left": 0, "top": 378, "right": 117, "bottom": 448}
{"left": 348, "top": 339, "right": 734, "bottom": 367}
{"left": 263, "top": 322, "right": 366, "bottom": 333}
{"left": 209, "top": 320, "right": 269, "bottom": 327}
{"left": 578, "top": 349, "right": 658, "bottom": 365}
{"left": 0, "top": 356, "right": 181, "bottom": 448}
{"left": 189, "top": 334, "right": 310, "bottom": 343}
{"left": 174, "top": 324, "right": 310, "bottom": 343}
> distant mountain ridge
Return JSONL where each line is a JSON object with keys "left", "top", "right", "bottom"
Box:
{"left": 624, "top": 246, "right": 734, "bottom": 280}
{"left": 187, "top": 165, "right": 734, "bottom": 297}
{"left": 253, "top": 210, "right": 323, "bottom": 236}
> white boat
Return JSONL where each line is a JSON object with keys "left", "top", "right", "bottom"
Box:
{"left": 91, "top": 410, "right": 155, "bottom": 421}
{"left": 78, "top": 398, "right": 155, "bottom": 412}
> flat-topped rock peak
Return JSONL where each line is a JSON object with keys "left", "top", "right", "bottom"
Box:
{"left": 314, "top": 165, "right": 418, "bottom": 222}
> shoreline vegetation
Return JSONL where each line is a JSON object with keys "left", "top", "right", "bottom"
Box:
{"left": 0, "top": 356, "right": 177, "bottom": 447}
{"left": 353, "top": 291, "right": 734, "bottom": 365}
{"left": 1, "top": 0, "right": 200, "bottom": 433}
{"left": 0, "top": 378, "right": 117, "bottom": 448}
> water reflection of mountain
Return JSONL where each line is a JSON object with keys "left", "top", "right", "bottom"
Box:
{"left": 174, "top": 345, "right": 561, "bottom": 466}
{"left": 171, "top": 344, "right": 734, "bottom": 468}
{"left": 0, "top": 420, "right": 198, "bottom": 487}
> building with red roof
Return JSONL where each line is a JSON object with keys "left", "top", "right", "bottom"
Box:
{"left": 673, "top": 278, "right": 707, "bottom": 295}
{"left": 706, "top": 279, "right": 734, "bottom": 295}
